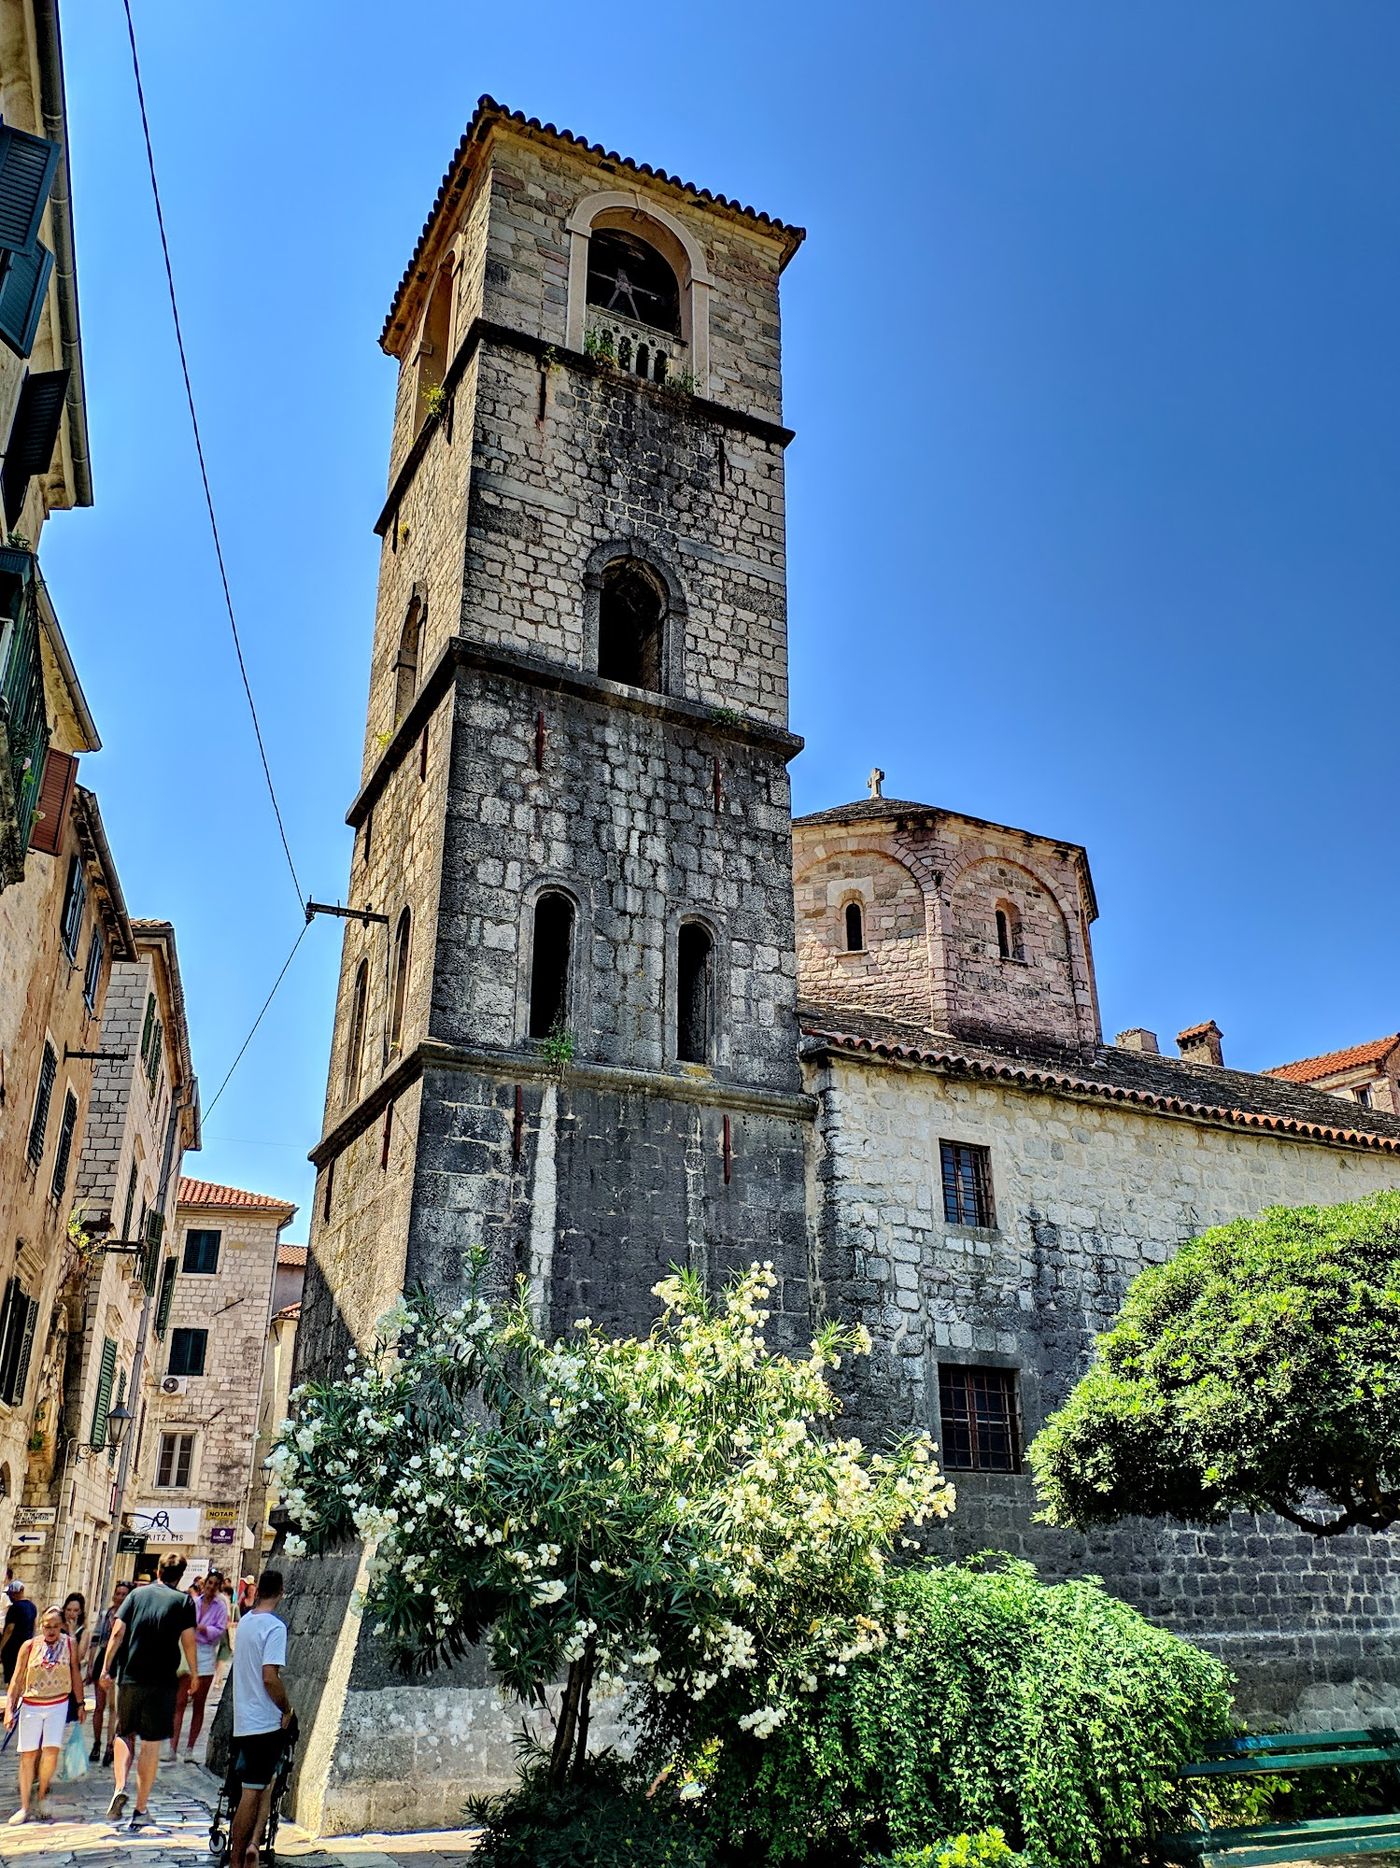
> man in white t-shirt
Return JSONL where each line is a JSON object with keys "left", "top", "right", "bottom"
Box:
{"left": 228, "top": 1572, "right": 294, "bottom": 1868}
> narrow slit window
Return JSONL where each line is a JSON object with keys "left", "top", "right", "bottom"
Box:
{"left": 995, "top": 901, "right": 1024, "bottom": 962}
{"left": 844, "top": 901, "right": 865, "bottom": 952}
{"left": 343, "top": 960, "right": 369, "bottom": 1104}
{"left": 529, "top": 892, "right": 574, "bottom": 1040}
{"left": 394, "top": 596, "right": 423, "bottom": 726}
{"left": 677, "top": 922, "right": 714, "bottom": 1064}
{"left": 597, "top": 560, "right": 664, "bottom": 691}
{"left": 940, "top": 1140, "right": 995, "bottom": 1229}
{"left": 938, "top": 1364, "right": 1021, "bottom": 1473}
{"left": 389, "top": 909, "right": 411, "bottom": 1054}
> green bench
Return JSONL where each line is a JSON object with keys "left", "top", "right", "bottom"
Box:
{"left": 1158, "top": 1729, "right": 1400, "bottom": 1865}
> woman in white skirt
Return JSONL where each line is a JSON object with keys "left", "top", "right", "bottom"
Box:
{"left": 2, "top": 1603, "right": 85, "bottom": 1823}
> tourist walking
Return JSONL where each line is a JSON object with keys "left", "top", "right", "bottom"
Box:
{"left": 169, "top": 1568, "right": 228, "bottom": 1761}
{"left": 2, "top": 1602, "right": 85, "bottom": 1824}
{"left": 0, "top": 1582, "right": 35, "bottom": 1685}
{"left": 99, "top": 1554, "right": 196, "bottom": 1831}
{"left": 228, "top": 1571, "right": 293, "bottom": 1868}
{"left": 87, "top": 1578, "right": 130, "bottom": 1763}
{"left": 60, "top": 1591, "right": 89, "bottom": 1674}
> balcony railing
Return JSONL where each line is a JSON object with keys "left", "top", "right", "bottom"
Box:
{"left": 584, "top": 310, "right": 690, "bottom": 388}
{"left": 0, "top": 546, "right": 49, "bottom": 888}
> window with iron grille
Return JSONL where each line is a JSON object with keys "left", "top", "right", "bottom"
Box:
{"left": 82, "top": 927, "right": 104, "bottom": 1012}
{"left": 26, "top": 1040, "right": 56, "bottom": 1164}
{"left": 58, "top": 852, "right": 85, "bottom": 960}
{"left": 940, "top": 1140, "right": 995, "bottom": 1228}
{"left": 938, "top": 1364, "right": 1022, "bottom": 1473}
{"left": 168, "top": 1328, "right": 207, "bottom": 1378}
{"left": 50, "top": 1088, "right": 77, "bottom": 1201}
{"left": 156, "top": 1430, "right": 195, "bottom": 1489}
{"left": 182, "top": 1228, "right": 221, "bottom": 1276}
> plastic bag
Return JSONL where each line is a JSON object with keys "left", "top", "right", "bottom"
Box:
{"left": 55, "top": 1720, "right": 89, "bottom": 1783}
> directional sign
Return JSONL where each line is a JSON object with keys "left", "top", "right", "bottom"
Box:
{"left": 13, "top": 1507, "right": 55, "bottom": 1529}
{"left": 11, "top": 1531, "right": 44, "bottom": 1549}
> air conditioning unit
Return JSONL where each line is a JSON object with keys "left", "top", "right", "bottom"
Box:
{"left": 160, "top": 1375, "right": 188, "bottom": 1396}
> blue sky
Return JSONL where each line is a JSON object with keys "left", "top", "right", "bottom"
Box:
{"left": 43, "top": 2, "right": 1400, "bottom": 1226}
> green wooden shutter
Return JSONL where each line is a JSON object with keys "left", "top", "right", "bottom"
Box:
{"left": 140, "top": 994, "right": 156, "bottom": 1066}
{"left": 0, "top": 240, "right": 53, "bottom": 360}
{"left": 120, "top": 1163, "right": 137, "bottom": 1242}
{"left": 0, "top": 124, "right": 59, "bottom": 254}
{"left": 49, "top": 1090, "right": 77, "bottom": 1201}
{"left": 26, "top": 1041, "right": 55, "bottom": 1162}
{"left": 146, "top": 1019, "right": 163, "bottom": 1088}
{"left": 154, "top": 1257, "right": 177, "bottom": 1340}
{"left": 13, "top": 1296, "right": 37, "bottom": 1406}
{"left": 90, "top": 1336, "right": 117, "bottom": 1449}
{"left": 142, "top": 1210, "right": 164, "bottom": 1294}
{"left": 2, "top": 368, "right": 67, "bottom": 526}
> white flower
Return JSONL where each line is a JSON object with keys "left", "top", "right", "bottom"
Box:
{"left": 531, "top": 1579, "right": 566, "bottom": 1606}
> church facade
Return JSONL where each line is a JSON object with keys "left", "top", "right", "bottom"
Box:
{"left": 285, "top": 102, "right": 1400, "bottom": 1833}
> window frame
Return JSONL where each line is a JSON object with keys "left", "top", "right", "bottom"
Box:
{"left": 940, "top": 1139, "right": 996, "bottom": 1230}
{"left": 82, "top": 926, "right": 104, "bottom": 1013}
{"left": 937, "top": 1363, "right": 1023, "bottom": 1474}
{"left": 527, "top": 890, "right": 576, "bottom": 1042}
{"left": 843, "top": 899, "right": 865, "bottom": 953}
{"left": 676, "top": 919, "right": 716, "bottom": 1065}
{"left": 343, "top": 959, "right": 369, "bottom": 1104}
{"left": 167, "top": 1327, "right": 208, "bottom": 1379}
{"left": 59, "top": 853, "right": 86, "bottom": 962}
{"left": 49, "top": 1087, "right": 78, "bottom": 1202}
{"left": 181, "top": 1228, "right": 222, "bottom": 1276}
{"left": 155, "top": 1430, "right": 196, "bottom": 1490}
{"left": 26, "top": 1039, "right": 56, "bottom": 1165}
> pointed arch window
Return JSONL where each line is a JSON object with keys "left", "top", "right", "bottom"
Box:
{"left": 389, "top": 909, "right": 411, "bottom": 1055}
{"left": 343, "top": 960, "right": 369, "bottom": 1104}
{"left": 598, "top": 560, "right": 665, "bottom": 691}
{"left": 677, "top": 922, "right": 714, "bottom": 1064}
{"left": 995, "top": 901, "right": 1024, "bottom": 963}
{"left": 394, "top": 595, "right": 424, "bottom": 725}
{"left": 529, "top": 892, "right": 575, "bottom": 1040}
{"left": 843, "top": 901, "right": 865, "bottom": 953}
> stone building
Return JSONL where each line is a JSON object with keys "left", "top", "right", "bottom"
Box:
{"left": 1266, "top": 1034, "right": 1400, "bottom": 1115}
{"left": 248, "top": 1241, "right": 305, "bottom": 1557}
{"left": 27, "top": 920, "right": 200, "bottom": 1602}
{"left": 285, "top": 101, "right": 1400, "bottom": 1831}
{"left": 126, "top": 1178, "right": 295, "bottom": 1581}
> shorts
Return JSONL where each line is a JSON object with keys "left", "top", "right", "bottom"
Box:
{"left": 232, "top": 1728, "right": 285, "bottom": 1791}
{"left": 16, "top": 1698, "right": 67, "bottom": 1752}
{"left": 116, "top": 1681, "right": 177, "bottom": 1743}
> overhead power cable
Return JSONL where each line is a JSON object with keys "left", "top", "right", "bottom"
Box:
{"left": 120, "top": 0, "right": 305, "bottom": 911}
{"left": 201, "top": 921, "right": 311, "bottom": 1122}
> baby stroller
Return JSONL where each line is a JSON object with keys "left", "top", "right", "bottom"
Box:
{"left": 208, "top": 1717, "right": 299, "bottom": 1867}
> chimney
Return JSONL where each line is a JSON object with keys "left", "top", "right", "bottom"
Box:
{"left": 1115, "top": 1028, "right": 1160, "bottom": 1054}
{"left": 1178, "top": 1021, "right": 1224, "bottom": 1068}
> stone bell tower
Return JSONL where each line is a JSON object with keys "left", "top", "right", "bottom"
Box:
{"left": 287, "top": 102, "right": 811, "bottom": 1831}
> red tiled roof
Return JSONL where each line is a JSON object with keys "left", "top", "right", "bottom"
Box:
{"left": 382, "top": 95, "right": 805, "bottom": 345}
{"left": 1266, "top": 1036, "right": 1400, "bottom": 1084}
{"left": 273, "top": 1302, "right": 302, "bottom": 1324}
{"left": 277, "top": 1244, "right": 307, "bottom": 1268}
{"left": 1177, "top": 1021, "right": 1220, "bottom": 1040}
{"left": 177, "top": 1177, "right": 297, "bottom": 1217}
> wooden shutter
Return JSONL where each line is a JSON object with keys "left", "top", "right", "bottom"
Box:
{"left": 26, "top": 1040, "right": 55, "bottom": 1162}
{"left": 2, "top": 368, "right": 68, "bottom": 525}
{"left": 28, "top": 749, "right": 75, "bottom": 855}
{"left": 142, "top": 1209, "right": 164, "bottom": 1294}
{"left": 155, "top": 1257, "right": 177, "bottom": 1339}
{"left": 139, "top": 993, "right": 156, "bottom": 1065}
{"left": 0, "top": 125, "right": 58, "bottom": 255}
{"left": 90, "top": 1335, "right": 117, "bottom": 1449}
{"left": 0, "top": 239, "right": 53, "bottom": 360}
{"left": 0, "top": 1277, "right": 19, "bottom": 1400}
{"left": 59, "top": 852, "right": 85, "bottom": 956}
{"left": 12, "top": 1296, "right": 37, "bottom": 1408}
{"left": 50, "top": 1088, "right": 77, "bottom": 1200}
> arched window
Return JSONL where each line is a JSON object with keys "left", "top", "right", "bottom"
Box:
{"left": 677, "top": 922, "right": 714, "bottom": 1064}
{"left": 388, "top": 909, "right": 411, "bottom": 1055}
{"left": 995, "top": 902, "right": 1024, "bottom": 963}
{"left": 394, "top": 595, "right": 423, "bottom": 725}
{"left": 598, "top": 559, "right": 665, "bottom": 690}
{"left": 529, "top": 892, "right": 575, "bottom": 1040}
{"left": 844, "top": 901, "right": 865, "bottom": 953}
{"left": 586, "top": 229, "right": 680, "bottom": 336}
{"left": 414, "top": 263, "right": 454, "bottom": 431}
{"left": 343, "top": 960, "right": 369, "bottom": 1103}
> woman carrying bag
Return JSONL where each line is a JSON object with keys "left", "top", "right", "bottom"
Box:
{"left": 2, "top": 1604, "right": 85, "bottom": 1823}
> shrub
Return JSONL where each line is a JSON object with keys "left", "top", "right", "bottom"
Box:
{"left": 469, "top": 1748, "right": 712, "bottom": 1868}
{"left": 703, "top": 1557, "right": 1235, "bottom": 1866}
{"left": 868, "top": 1832, "right": 1027, "bottom": 1868}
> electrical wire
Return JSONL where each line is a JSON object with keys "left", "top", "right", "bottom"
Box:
{"left": 201, "top": 921, "right": 310, "bottom": 1122}
{"left": 120, "top": 0, "right": 306, "bottom": 912}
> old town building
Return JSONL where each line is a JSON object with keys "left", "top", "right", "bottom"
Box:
{"left": 1266, "top": 1034, "right": 1400, "bottom": 1115}
{"left": 23, "top": 921, "right": 201, "bottom": 1600}
{"left": 248, "top": 1240, "right": 305, "bottom": 1558}
{"left": 126, "top": 1178, "right": 296, "bottom": 1581}
{"left": 284, "top": 102, "right": 1400, "bottom": 1831}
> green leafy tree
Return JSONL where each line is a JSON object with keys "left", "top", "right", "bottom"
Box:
{"left": 1030, "top": 1191, "right": 1400, "bottom": 1537}
{"left": 271, "top": 1258, "right": 952, "bottom": 1789}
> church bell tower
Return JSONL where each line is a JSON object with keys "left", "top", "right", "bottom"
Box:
{"left": 300, "top": 98, "right": 811, "bottom": 1397}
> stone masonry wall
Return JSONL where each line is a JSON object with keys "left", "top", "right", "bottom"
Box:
{"left": 808, "top": 1050, "right": 1400, "bottom": 1717}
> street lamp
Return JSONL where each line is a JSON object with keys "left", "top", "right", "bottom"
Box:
{"left": 106, "top": 1402, "right": 133, "bottom": 1455}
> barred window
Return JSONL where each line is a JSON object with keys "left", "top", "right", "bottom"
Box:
{"left": 940, "top": 1140, "right": 995, "bottom": 1228}
{"left": 938, "top": 1364, "right": 1021, "bottom": 1473}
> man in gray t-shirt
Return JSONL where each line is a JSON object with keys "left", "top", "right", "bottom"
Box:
{"left": 229, "top": 1571, "right": 294, "bottom": 1868}
{"left": 100, "top": 1555, "right": 196, "bottom": 1830}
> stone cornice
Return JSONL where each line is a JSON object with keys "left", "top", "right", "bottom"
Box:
{"left": 310, "top": 1037, "right": 816, "bottom": 1167}
{"left": 346, "top": 635, "right": 803, "bottom": 829}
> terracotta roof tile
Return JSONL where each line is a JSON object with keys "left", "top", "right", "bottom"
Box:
{"left": 273, "top": 1302, "right": 302, "bottom": 1324}
{"left": 1266, "top": 1036, "right": 1400, "bottom": 1084}
{"left": 799, "top": 1003, "right": 1400, "bottom": 1155}
{"left": 382, "top": 95, "right": 805, "bottom": 345}
{"left": 177, "top": 1177, "right": 297, "bottom": 1217}
{"left": 277, "top": 1244, "right": 307, "bottom": 1268}
{"left": 1177, "top": 1021, "right": 1220, "bottom": 1041}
